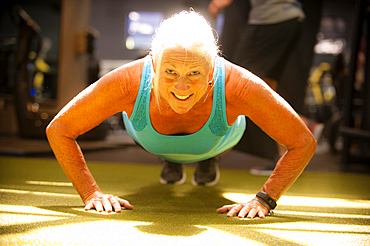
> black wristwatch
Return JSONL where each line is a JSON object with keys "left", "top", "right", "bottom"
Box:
{"left": 256, "top": 191, "right": 277, "bottom": 210}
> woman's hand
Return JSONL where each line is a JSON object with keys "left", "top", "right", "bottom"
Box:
{"left": 83, "top": 191, "right": 134, "bottom": 213}
{"left": 217, "top": 199, "right": 269, "bottom": 218}
{"left": 208, "top": 0, "right": 234, "bottom": 18}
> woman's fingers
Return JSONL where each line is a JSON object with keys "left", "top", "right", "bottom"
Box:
{"left": 217, "top": 200, "right": 269, "bottom": 219}
{"left": 258, "top": 210, "right": 266, "bottom": 218}
{"left": 118, "top": 198, "right": 134, "bottom": 210}
{"left": 246, "top": 208, "right": 258, "bottom": 219}
{"left": 84, "top": 194, "right": 133, "bottom": 213}
{"left": 109, "top": 196, "right": 122, "bottom": 212}
{"left": 216, "top": 204, "right": 236, "bottom": 213}
{"left": 238, "top": 205, "right": 251, "bottom": 218}
{"left": 227, "top": 203, "right": 243, "bottom": 217}
{"left": 101, "top": 196, "right": 113, "bottom": 213}
{"left": 93, "top": 199, "right": 104, "bottom": 212}
{"left": 84, "top": 202, "right": 94, "bottom": 211}
{"left": 109, "top": 197, "right": 134, "bottom": 212}
{"left": 217, "top": 204, "right": 244, "bottom": 217}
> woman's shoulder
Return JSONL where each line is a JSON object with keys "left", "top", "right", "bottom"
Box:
{"left": 224, "top": 59, "right": 266, "bottom": 95}
{"left": 224, "top": 59, "right": 252, "bottom": 99}
{"left": 223, "top": 58, "right": 270, "bottom": 117}
{"left": 223, "top": 59, "right": 255, "bottom": 83}
{"left": 110, "top": 57, "right": 146, "bottom": 83}
{"left": 96, "top": 57, "right": 146, "bottom": 108}
{"left": 106, "top": 57, "right": 145, "bottom": 87}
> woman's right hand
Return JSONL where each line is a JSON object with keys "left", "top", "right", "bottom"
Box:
{"left": 83, "top": 191, "right": 134, "bottom": 213}
{"left": 208, "top": 0, "right": 234, "bottom": 18}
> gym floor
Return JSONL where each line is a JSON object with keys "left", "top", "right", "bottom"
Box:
{"left": 0, "top": 131, "right": 369, "bottom": 245}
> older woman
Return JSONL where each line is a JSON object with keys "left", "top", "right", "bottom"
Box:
{"left": 46, "top": 11, "right": 316, "bottom": 219}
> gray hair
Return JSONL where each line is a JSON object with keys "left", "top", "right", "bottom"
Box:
{"left": 150, "top": 10, "right": 219, "bottom": 65}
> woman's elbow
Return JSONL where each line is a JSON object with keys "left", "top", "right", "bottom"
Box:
{"left": 46, "top": 119, "right": 69, "bottom": 142}
{"left": 46, "top": 120, "right": 58, "bottom": 142}
{"left": 300, "top": 131, "right": 317, "bottom": 157}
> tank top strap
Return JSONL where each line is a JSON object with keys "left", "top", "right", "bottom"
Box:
{"left": 209, "top": 57, "right": 230, "bottom": 136}
{"left": 130, "top": 55, "right": 153, "bottom": 131}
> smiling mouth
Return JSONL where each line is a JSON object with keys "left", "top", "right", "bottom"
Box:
{"left": 172, "top": 93, "right": 192, "bottom": 100}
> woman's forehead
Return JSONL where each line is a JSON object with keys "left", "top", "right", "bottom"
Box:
{"left": 160, "top": 47, "right": 210, "bottom": 67}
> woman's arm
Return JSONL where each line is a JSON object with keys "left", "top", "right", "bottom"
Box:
{"left": 219, "top": 61, "right": 317, "bottom": 218}
{"left": 46, "top": 59, "right": 144, "bottom": 212}
{"left": 208, "top": 0, "right": 234, "bottom": 18}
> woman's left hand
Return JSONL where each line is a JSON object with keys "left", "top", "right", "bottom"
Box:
{"left": 217, "top": 199, "right": 269, "bottom": 218}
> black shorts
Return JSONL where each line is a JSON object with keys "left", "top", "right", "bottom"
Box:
{"left": 233, "top": 18, "right": 303, "bottom": 82}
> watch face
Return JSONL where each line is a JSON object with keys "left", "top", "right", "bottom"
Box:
{"left": 257, "top": 192, "right": 276, "bottom": 209}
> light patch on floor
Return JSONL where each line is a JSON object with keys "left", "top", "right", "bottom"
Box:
{"left": 0, "top": 188, "right": 79, "bottom": 198}
{"left": 25, "top": 181, "right": 73, "bottom": 187}
{"left": 223, "top": 192, "right": 370, "bottom": 209}
{"left": 0, "top": 204, "right": 76, "bottom": 217}
{"left": 256, "top": 228, "right": 370, "bottom": 246}
{"left": 274, "top": 210, "right": 370, "bottom": 219}
{"left": 1, "top": 221, "right": 264, "bottom": 246}
{"left": 223, "top": 192, "right": 370, "bottom": 246}
{"left": 0, "top": 204, "right": 76, "bottom": 228}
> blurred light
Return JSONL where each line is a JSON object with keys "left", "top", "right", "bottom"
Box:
{"left": 138, "top": 23, "right": 154, "bottom": 35}
{"left": 223, "top": 192, "right": 370, "bottom": 209}
{"left": 125, "top": 11, "right": 163, "bottom": 50}
{"left": 128, "top": 22, "right": 140, "bottom": 35}
{"left": 34, "top": 72, "right": 44, "bottom": 88}
{"left": 274, "top": 210, "right": 370, "bottom": 219}
{"left": 314, "top": 38, "right": 346, "bottom": 55}
{"left": 255, "top": 226, "right": 369, "bottom": 246}
{"left": 35, "top": 57, "right": 51, "bottom": 72}
{"left": 26, "top": 180, "right": 73, "bottom": 187}
{"left": 129, "top": 11, "right": 141, "bottom": 21}
{"left": 126, "top": 37, "right": 135, "bottom": 50}
{"left": 31, "top": 102, "right": 39, "bottom": 112}
{"left": 223, "top": 193, "right": 255, "bottom": 203}
{"left": 30, "top": 88, "right": 37, "bottom": 96}
{"left": 0, "top": 204, "right": 75, "bottom": 227}
{"left": 249, "top": 221, "right": 370, "bottom": 232}
{"left": 41, "top": 112, "right": 49, "bottom": 120}
{"left": 216, "top": 13, "right": 224, "bottom": 37}
{"left": 324, "top": 87, "right": 336, "bottom": 102}
{"left": 0, "top": 188, "right": 79, "bottom": 198}
{"left": 28, "top": 51, "right": 37, "bottom": 59}
{"left": 3, "top": 221, "right": 262, "bottom": 245}
{"left": 35, "top": 120, "right": 42, "bottom": 127}
{"left": 26, "top": 19, "right": 34, "bottom": 27}
{"left": 0, "top": 204, "right": 75, "bottom": 217}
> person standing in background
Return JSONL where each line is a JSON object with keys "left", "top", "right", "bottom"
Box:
{"left": 209, "top": 0, "right": 324, "bottom": 174}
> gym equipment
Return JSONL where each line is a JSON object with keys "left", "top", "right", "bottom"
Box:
{"left": 340, "top": 0, "right": 370, "bottom": 170}
{"left": 11, "top": 5, "right": 53, "bottom": 139}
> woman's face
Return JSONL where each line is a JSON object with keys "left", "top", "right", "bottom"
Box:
{"left": 156, "top": 47, "right": 212, "bottom": 114}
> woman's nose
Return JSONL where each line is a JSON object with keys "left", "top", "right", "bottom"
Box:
{"left": 175, "top": 77, "right": 189, "bottom": 91}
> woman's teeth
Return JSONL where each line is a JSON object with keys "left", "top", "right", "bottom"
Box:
{"left": 173, "top": 93, "right": 191, "bottom": 100}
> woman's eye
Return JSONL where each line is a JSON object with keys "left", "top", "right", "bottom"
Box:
{"left": 166, "top": 69, "right": 175, "bottom": 74}
{"left": 190, "top": 71, "right": 200, "bottom": 75}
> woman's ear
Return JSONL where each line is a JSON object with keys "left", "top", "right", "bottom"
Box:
{"left": 208, "top": 60, "right": 215, "bottom": 81}
{"left": 150, "top": 54, "right": 156, "bottom": 73}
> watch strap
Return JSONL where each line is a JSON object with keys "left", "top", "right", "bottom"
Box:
{"left": 256, "top": 191, "right": 277, "bottom": 209}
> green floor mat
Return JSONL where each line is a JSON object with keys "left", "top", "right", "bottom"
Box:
{"left": 0, "top": 157, "right": 369, "bottom": 245}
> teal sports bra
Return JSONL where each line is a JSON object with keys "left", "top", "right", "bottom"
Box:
{"left": 122, "top": 55, "right": 246, "bottom": 163}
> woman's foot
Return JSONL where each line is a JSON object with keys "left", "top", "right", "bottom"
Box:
{"left": 160, "top": 160, "right": 186, "bottom": 185}
{"left": 192, "top": 158, "right": 220, "bottom": 186}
